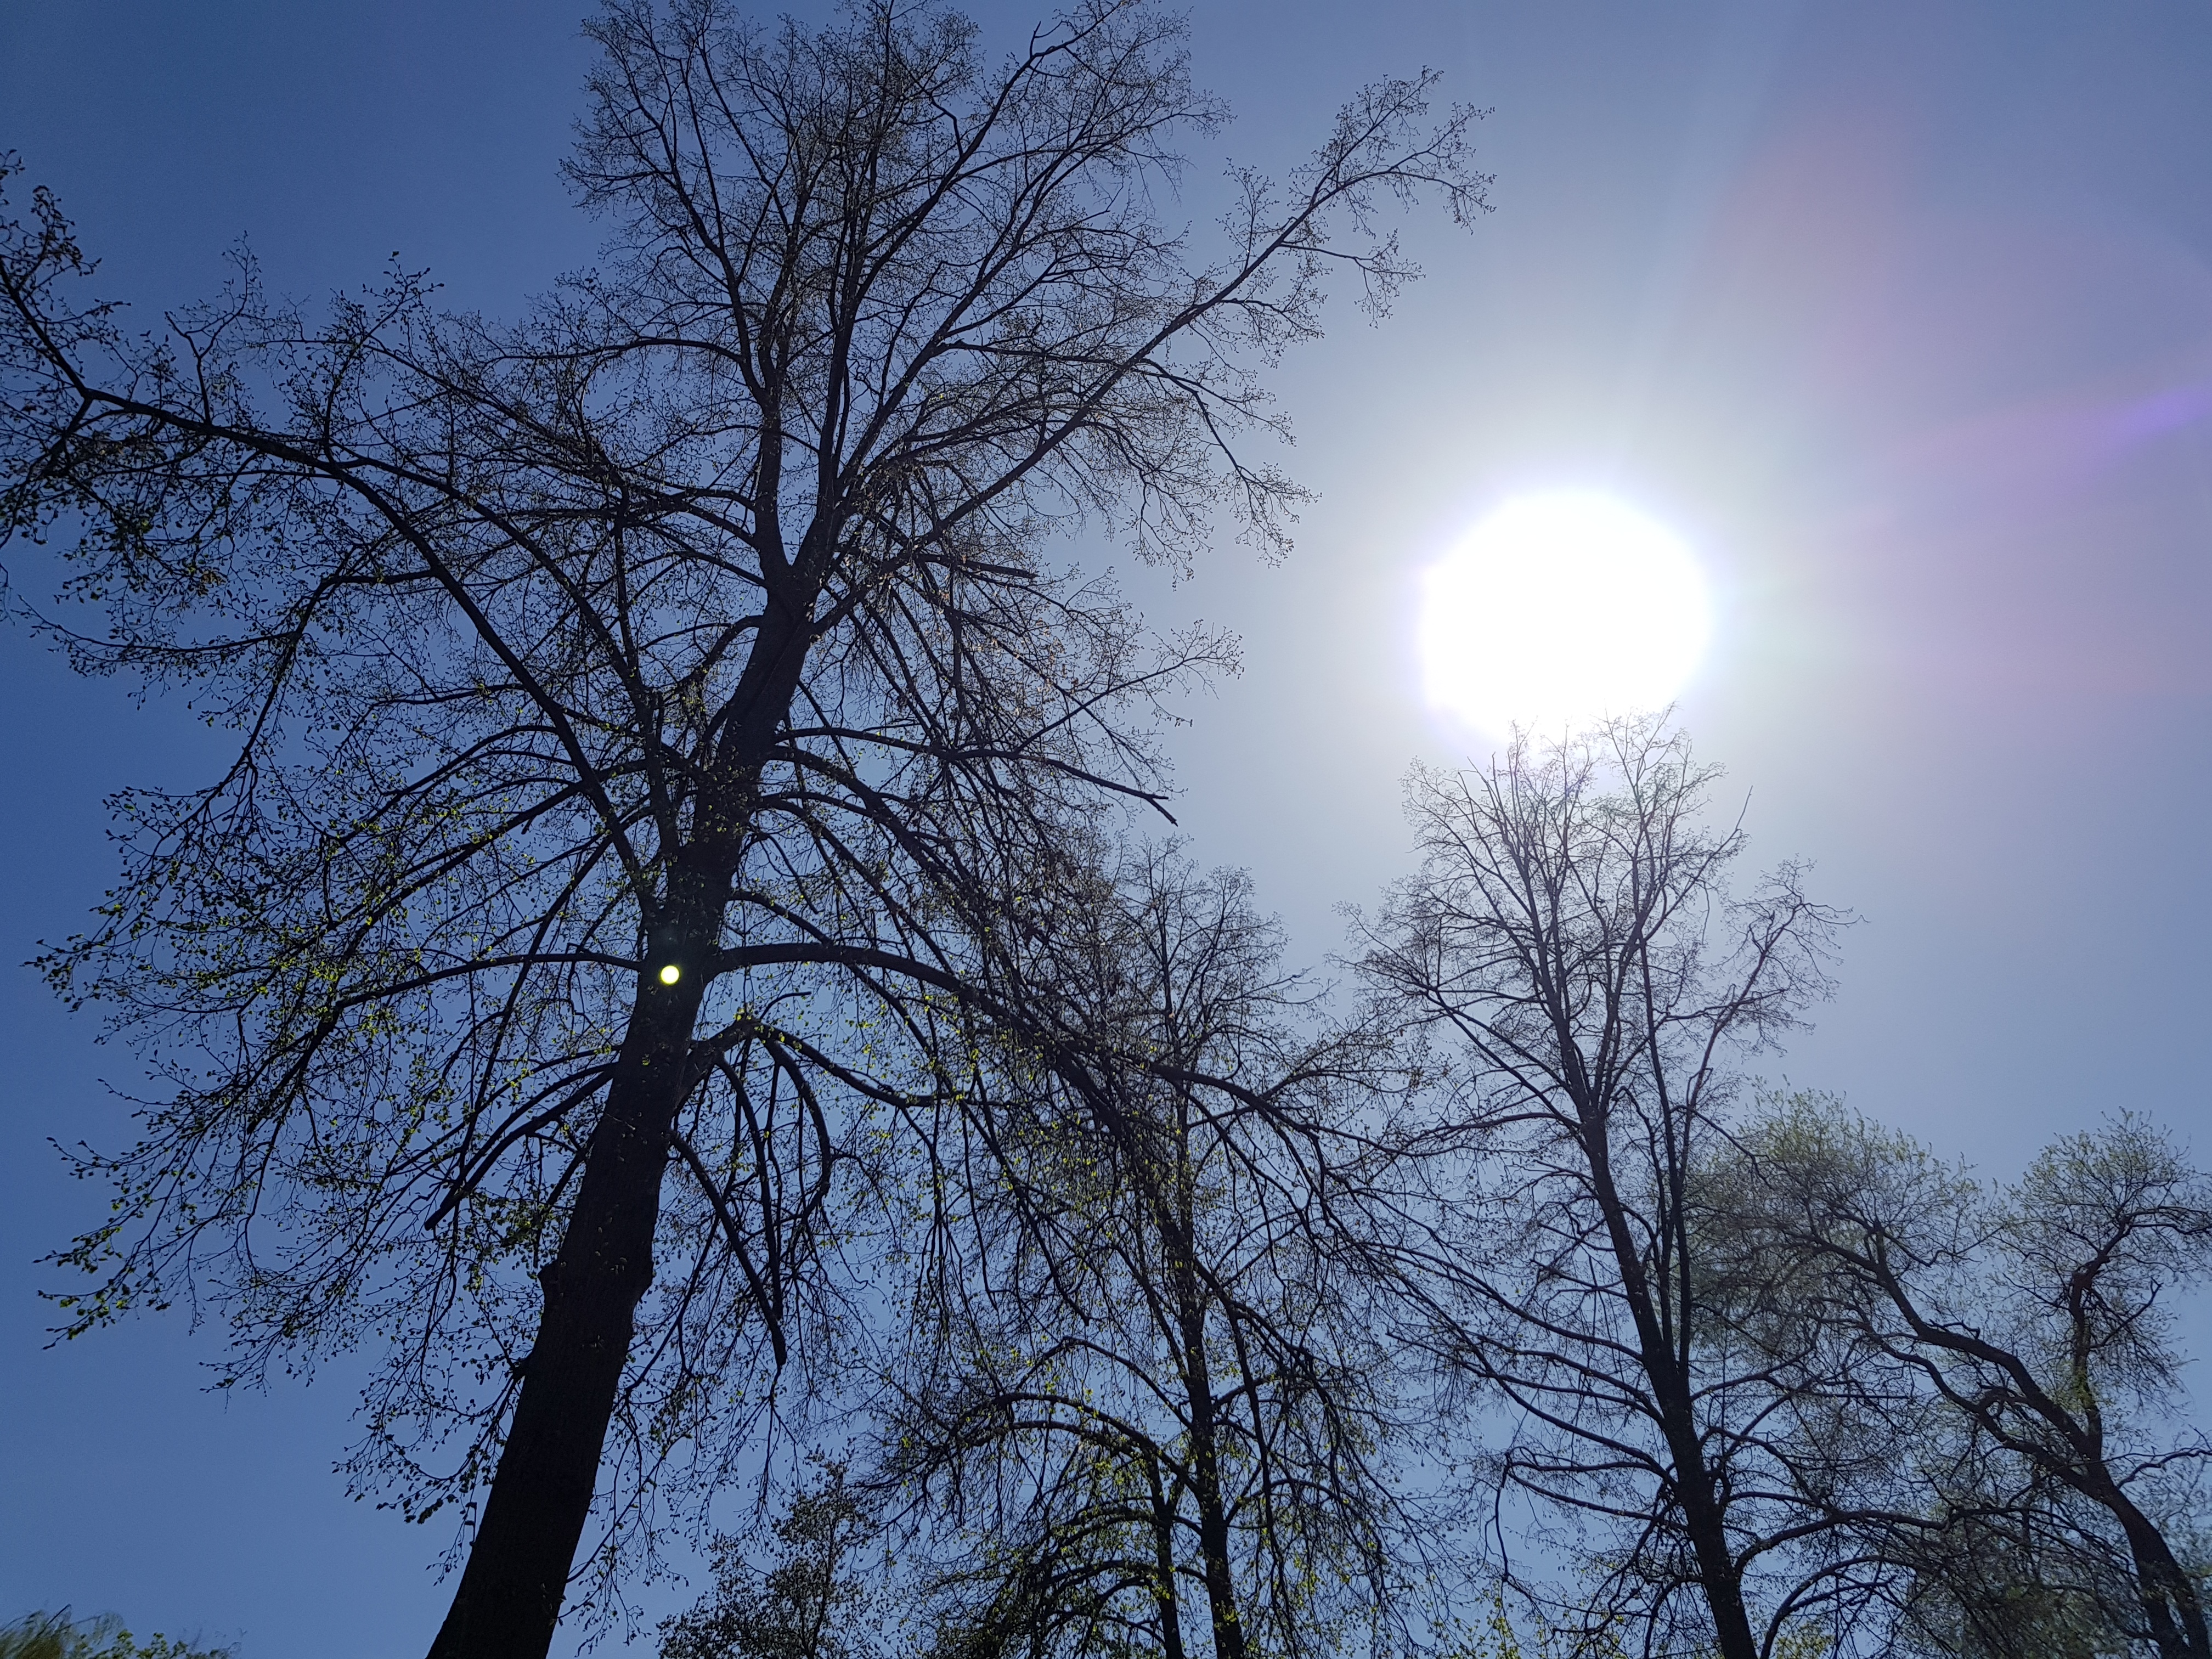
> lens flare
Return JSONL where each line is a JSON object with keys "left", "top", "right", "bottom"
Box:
{"left": 658, "top": 963, "right": 682, "bottom": 986}
{"left": 1419, "top": 494, "right": 1711, "bottom": 735}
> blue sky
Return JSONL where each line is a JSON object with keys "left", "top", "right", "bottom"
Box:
{"left": 4, "top": 3, "right": 2210, "bottom": 1654}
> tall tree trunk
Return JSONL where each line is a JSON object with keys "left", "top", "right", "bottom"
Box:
{"left": 1179, "top": 1319, "right": 1246, "bottom": 1659}
{"left": 1147, "top": 1461, "right": 1190, "bottom": 1659}
{"left": 426, "top": 964, "right": 706, "bottom": 1659}
{"left": 2111, "top": 1485, "right": 2210, "bottom": 1659}
{"left": 1651, "top": 1378, "right": 1758, "bottom": 1659}
{"left": 426, "top": 573, "right": 814, "bottom": 1659}
{"left": 1582, "top": 1111, "right": 1762, "bottom": 1659}
{"left": 1168, "top": 1190, "right": 1246, "bottom": 1659}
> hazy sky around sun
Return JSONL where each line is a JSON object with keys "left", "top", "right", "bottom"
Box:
{"left": 4, "top": 2, "right": 2211, "bottom": 1653}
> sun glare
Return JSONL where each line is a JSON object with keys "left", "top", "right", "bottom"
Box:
{"left": 1419, "top": 494, "right": 1712, "bottom": 736}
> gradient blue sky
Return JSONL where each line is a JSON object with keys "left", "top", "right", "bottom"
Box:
{"left": 4, "top": 3, "right": 2210, "bottom": 1654}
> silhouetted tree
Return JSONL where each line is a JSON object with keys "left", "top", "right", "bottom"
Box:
{"left": 1723, "top": 1101, "right": 2212, "bottom": 1659}
{"left": 658, "top": 1467, "right": 877, "bottom": 1659}
{"left": 881, "top": 848, "right": 1420, "bottom": 1659}
{"left": 0, "top": 2, "right": 1485, "bottom": 1654}
{"left": 1356, "top": 719, "right": 1854, "bottom": 1659}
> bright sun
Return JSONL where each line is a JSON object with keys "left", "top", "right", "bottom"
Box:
{"left": 1419, "top": 493, "right": 1712, "bottom": 736}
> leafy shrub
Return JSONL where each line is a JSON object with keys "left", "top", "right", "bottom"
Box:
{"left": 0, "top": 1611, "right": 235, "bottom": 1659}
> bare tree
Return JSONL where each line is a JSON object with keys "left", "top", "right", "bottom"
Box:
{"left": 881, "top": 847, "right": 1421, "bottom": 1659}
{"left": 1355, "top": 719, "right": 1853, "bottom": 1659}
{"left": 0, "top": 3, "right": 1485, "bottom": 1653}
{"left": 1724, "top": 1099, "right": 2212, "bottom": 1659}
